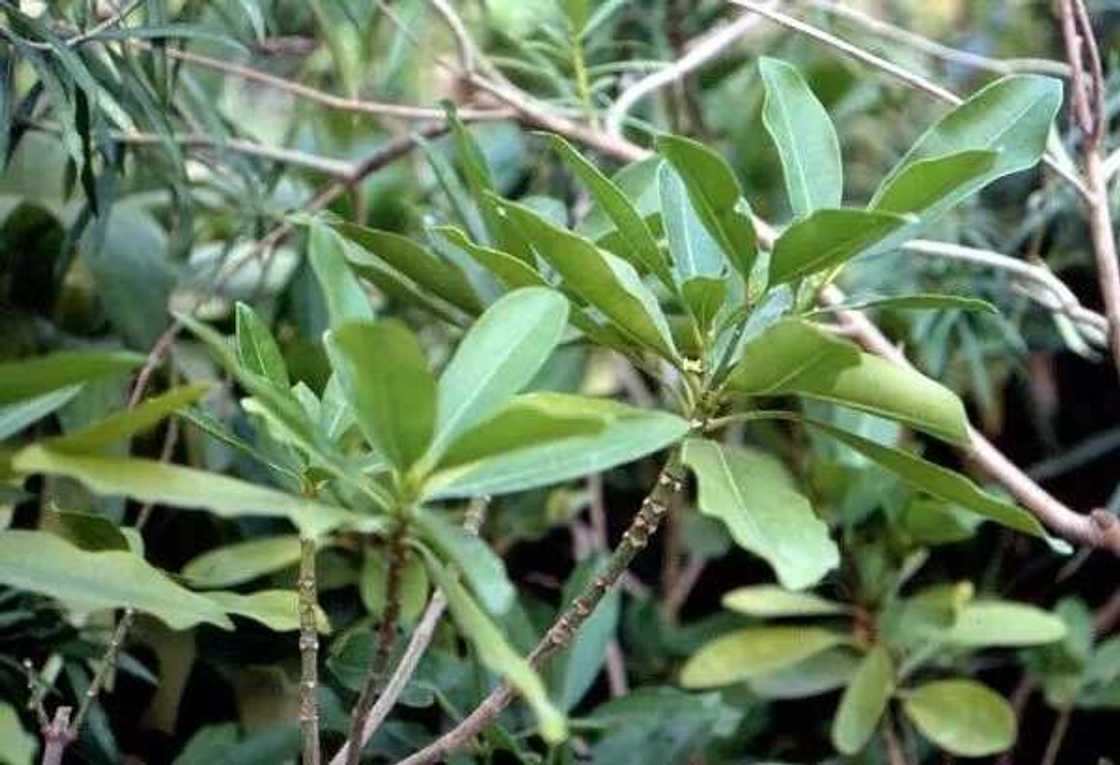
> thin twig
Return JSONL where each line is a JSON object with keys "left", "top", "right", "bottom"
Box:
{"left": 1040, "top": 706, "right": 1073, "bottom": 765}
{"left": 394, "top": 454, "right": 689, "bottom": 765}
{"left": 39, "top": 707, "right": 73, "bottom": 765}
{"left": 327, "top": 499, "right": 490, "bottom": 765}
{"left": 66, "top": 0, "right": 144, "bottom": 47}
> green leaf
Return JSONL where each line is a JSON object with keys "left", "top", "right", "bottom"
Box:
{"left": 659, "top": 164, "right": 726, "bottom": 284}
{"left": 758, "top": 57, "right": 843, "bottom": 217}
{"left": 550, "top": 135, "right": 671, "bottom": 286}
{"left": 499, "top": 201, "right": 679, "bottom": 362}
{"left": 722, "top": 585, "right": 849, "bottom": 617}
{"left": 681, "top": 439, "right": 838, "bottom": 590}
{"left": 333, "top": 223, "right": 483, "bottom": 315}
{"left": 681, "top": 277, "right": 727, "bottom": 334}
{"left": 871, "top": 150, "right": 999, "bottom": 221}
{"left": 728, "top": 320, "right": 969, "bottom": 444}
{"left": 424, "top": 395, "right": 688, "bottom": 499}
{"left": 655, "top": 134, "right": 757, "bottom": 277}
{"left": 43, "top": 384, "right": 209, "bottom": 454}
{"left": 749, "top": 648, "right": 860, "bottom": 699}
{"left": 831, "top": 646, "right": 893, "bottom": 755}
{"left": 0, "top": 702, "right": 36, "bottom": 765}
{"left": 0, "top": 386, "right": 81, "bottom": 440}
{"left": 680, "top": 626, "right": 847, "bottom": 688}
{"left": 359, "top": 548, "right": 429, "bottom": 625}
{"left": 235, "top": 303, "right": 289, "bottom": 388}
{"left": 326, "top": 320, "right": 436, "bottom": 471}
{"left": 874, "top": 75, "right": 1062, "bottom": 205}
{"left": 944, "top": 601, "right": 1068, "bottom": 647}
{"left": 432, "top": 225, "right": 548, "bottom": 291}
{"left": 902, "top": 680, "right": 1015, "bottom": 757}
{"left": 812, "top": 292, "right": 998, "bottom": 316}
{"left": 798, "top": 419, "right": 1071, "bottom": 552}
{"left": 206, "top": 590, "right": 328, "bottom": 633}
{"left": 0, "top": 350, "right": 142, "bottom": 406}
{"left": 0, "top": 530, "right": 232, "bottom": 630}
{"left": 308, "top": 222, "right": 374, "bottom": 328}
{"left": 768, "top": 208, "right": 910, "bottom": 285}
{"left": 419, "top": 547, "right": 566, "bottom": 742}
{"left": 423, "top": 287, "right": 569, "bottom": 467}
{"left": 11, "top": 446, "right": 356, "bottom": 538}
{"left": 182, "top": 535, "right": 302, "bottom": 588}
{"left": 414, "top": 509, "right": 515, "bottom": 615}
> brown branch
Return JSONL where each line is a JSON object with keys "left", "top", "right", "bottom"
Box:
{"left": 394, "top": 453, "right": 688, "bottom": 765}
{"left": 1057, "top": 0, "right": 1120, "bottom": 375}
{"left": 39, "top": 707, "right": 73, "bottom": 765}
{"left": 299, "top": 537, "right": 322, "bottom": 765}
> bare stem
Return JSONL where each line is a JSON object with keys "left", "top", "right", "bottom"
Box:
{"left": 394, "top": 452, "right": 688, "bottom": 765}
{"left": 1040, "top": 706, "right": 1073, "bottom": 765}
{"left": 39, "top": 707, "right": 73, "bottom": 765}
{"left": 299, "top": 537, "right": 321, "bottom": 765}
{"left": 344, "top": 521, "right": 408, "bottom": 765}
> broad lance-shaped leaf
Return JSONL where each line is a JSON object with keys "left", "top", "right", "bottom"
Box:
{"left": 0, "top": 349, "right": 143, "bottom": 406}
{"left": 332, "top": 222, "right": 483, "bottom": 315}
{"left": 680, "top": 626, "right": 847, "bottom": 688}
{"left": 943, "top": 600, "right": 1067, "bottom": 646}
{"left": 768, "top": 208, "right": 911, "bottom": 285}
{"left": 0, "top": 530, "right": 233, "bottom": 630}
{"left": 419, "top": 547, "right": 567, "bottom": 743}
{"left": 42, "top": 384, "right": 209, "bottom": 454}
{"left": 798, "top": 418, "right": 1071, "bottom": 552}
{"left": 235, "top": 302, "right": 289, "bottom": 387}
{"left": 655, "top": 134, "right": 758, "bottom": 277}
{"left": 499, "top": 201, "right": 680, "bottom": 362}
{"left": 433, "top": 225, "right": 548, "bottom": 291}
{"left": 578, "top": 156, "right": 663, "bottom": 240}
{"left": 11, "top": 445, "right": 358, "bottom": 538}
{"left": 873, "top": 74, "right": 1062, "bottom": 205}
{"left": 681, "top": 439, "right": 838, "bottom": 590}
{"left": 420, "top": 287, "right": 569, "bottom": 470}
{"left": 413, "top": 508, "right": 515, "bottom": 615}
{"left": 759, "top": 57, "right": 842, "bottom": 217}
{"left": 832, "top": 645, "right": 893, "bottom": 755}
{"left": 871, "top": 149, "right": 999, "bottom": 222}
{"left": 309, "top": 222, "right": 375, "bottom": 329}
{"left": 727, "top": 320, "right": 970, "bottom": 445}
{"left": 722, "top": 585, "right": 850, "bottom": 617}
{"left": 902, "top": 680, "right": 1015, "bottom": 757}
{"left": 659, "top": 163, "right": 726, "bottom": 282}
{"left": 182, "top": 535, "right": 303, "bottom": 588}
{"left": 550, "top": 135, "right": 671, "bottom": 287}
{"left": 326, "top": 320, "right": 435, "bottom": 471}
{"left": 424, "top": 395, "right": 689, "bottom": 500}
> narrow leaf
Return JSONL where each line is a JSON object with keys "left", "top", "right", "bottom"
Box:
{"left": 722, "top": 585, "right": 849, "bottom": 617}
{"left": 681, "top": 627, "right": 847, "bottom": 688}
{"left": 235, "top": 303, "right": 289, "bottom": 388}
{"left": 308, "top": 223, "right": 374, "bottom": 328}
{"left": 769, "top": 208, "right": 910, "bottom": 285}
{"left": 182, "top": 536, "right": 302, "bottom": 589}
{"left": 0, "top": 350, "right": 142, "bottom": 406}
{"left": 944, "top": 601, "right": 1068, "bottom": 647}
{"left": 831, "top": 645, "right": 893, "bottom": 755}
{"left": 414, "top": 509, "right": 515, "bottom": 615}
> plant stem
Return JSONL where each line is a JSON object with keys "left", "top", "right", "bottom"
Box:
{"left": 299, "top": 537, "right": 321, "bottom": 765}
{"left": 1041, "top": 706, "right": 1073, "bottom": 765}
{"left": 344, "top": 520, "right": 408, "bottom": 765}
{"left": 394, "top": 451, "right": 688, "bottom": 765}
{"left": 571, "top": 33, "right": 597, "bottom": 129}
{"left": 39, "top": 707, "right": 73, "bottom": 765}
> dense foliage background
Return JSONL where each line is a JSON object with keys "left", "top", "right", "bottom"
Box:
{"left": 1, "top": 1, "right": 1119, "bottom": 763}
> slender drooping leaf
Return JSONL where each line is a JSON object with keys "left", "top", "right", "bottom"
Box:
{"left": 44, "top": 384, "right": 209, "bottom": 454}
{"left": 655, "top": 134, "right": 757, "bottom": 277}
{"left": 414, "top": 508, "right": 515, "bottom": 615}
{"left": 0, "top": 350, "right": 142, "bottom": 406}
{"left": 425, "top": 396, "right": 688, "bottom": 499}
{"left": 333, "top": 223, "right": 483, "bottom": 315}
{"left": 235, "top": 303, "right": 289, "bottom": 388}
{"left": 182, "top": 535, "right": 303, "bottom": 588}
{"left": 722, "top": 586, "right": 850, "bottom": 618}
{"left": 758, "top": 57, "right": 842, "bottom": 217}
{"left": 811, "top": 292, "right": 998, "bottom": 316}
{"left": 873, "top": 75, "right": 1062, "bottom": 205}
{"left": 551, "top": 135, "right": 671, "bottom": 286}
{"left": 0, "top": 386, "right": 81, "bottom": 441}
{"left": 432, "top": 226, "right": 548, "bottom": 291}
{"left": 728, "top": 320, "right": 970, "bottom": 444}
{"left": 12, "top": 446, "right": 357, "bottom": 538}
{"left": 768, "top": 208, "right": 910, "bottom": 285}
{"left": 419, "top": 548, "right": 566, "bottom": 742}
{"left": 681, "top": 627, "right": 847, "bottom": 688}
{"left": 500, "top": 202, "right": 679, "bottom": 362}
{"left": 902, "top": 680, "right": 1015, "bottom": 757}
{"left": 308, "top": 222, "right": 374, "bottom": 328}
{"left": 831, "top": 646, "right": 893, "bottom": 754}
{"left": 0, "top": 531, "right": 232, "bottom": 630}
{"left": 326, "top": 320, "right": 436, "bottom": 471}
{"left": 798, "top": 419, "right": 1072, "bottom": 552}
{"left": 423, "top": 287, "right": 569, "bottom": 467}
{"left": 682, "top": 439, "right": 838, "bottom": 590}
